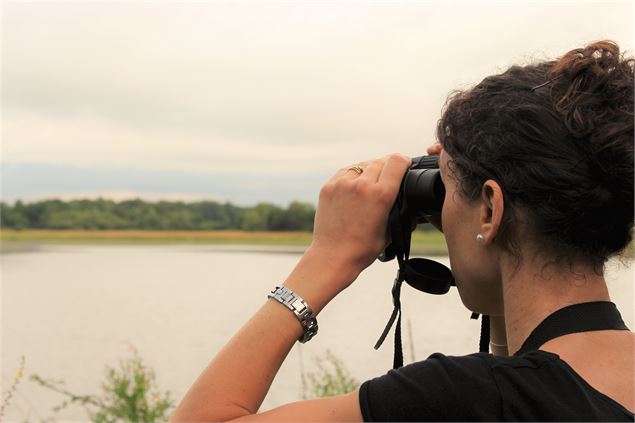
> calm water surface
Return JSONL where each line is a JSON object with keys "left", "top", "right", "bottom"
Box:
{"left": 1, "top": 245, "right": 633, "bottom": 422}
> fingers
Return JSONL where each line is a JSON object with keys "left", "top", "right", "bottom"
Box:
{"left": 377, "top": 154, "right": 411, "bottom": 186}
{"left": 327, "top": 164, "right": 364, "bottom": 184}
{"left": 427, "top": 142, "right": 442, "bottom": 156}
{"left": 358, "top": 160, "right": 383, "bottom": 183}
{"left": 327, "top": 154, "right": 410, "bottom": 189}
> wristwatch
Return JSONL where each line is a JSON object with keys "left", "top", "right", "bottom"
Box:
{"left": 268, "top": 285, "right": 318, "bottom": 343}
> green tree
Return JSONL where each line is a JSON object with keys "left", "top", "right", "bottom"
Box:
{"left": 192, "top": 201, "right": 232, "bottom": 230}
{"left": 223, "top": 202, "right": 244, "bottom": 229}
{"left": 0, "top": 202, "right": 28, "bottom": 229}
{"left": 24, "top": 199, "right": 57, "bottom": 228}
{"left": 269, "top": 201, "right": 315, "bottom": 231}
{"left": 1, "top": 198, "right": 317, "bottom": 231}
{"left": 239, "top": 203, "right": 281, "bottom": 231}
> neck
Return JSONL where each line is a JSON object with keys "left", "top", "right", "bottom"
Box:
{"left": 500, "top": 252, "right": 611, "bottom": 355}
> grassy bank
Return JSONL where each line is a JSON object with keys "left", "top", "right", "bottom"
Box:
{"left": 0, "top": 229, "right": 314, "bottom": 245}
{"left": 0, "top": 229, "right": 449, "bottom": 255}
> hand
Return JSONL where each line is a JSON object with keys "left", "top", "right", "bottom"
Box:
{"left": 309, "top": 154, "right": 412, "bottom": 285}
{"left": 427, "top": 142, "right": 442, "bottom": 156}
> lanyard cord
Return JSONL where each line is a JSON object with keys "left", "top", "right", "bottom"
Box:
{"left": 515, "top": 301, "right": 629, "bottom": 356}
{"left": 374, "top": 197, "right": 487, "bottom": 370}
{"left": 373, "top": 200, "right": 407, "bottom": 369}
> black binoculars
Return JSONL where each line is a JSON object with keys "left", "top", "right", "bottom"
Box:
{"left": 379, "top": 155, "right": 445, "bottom": 262}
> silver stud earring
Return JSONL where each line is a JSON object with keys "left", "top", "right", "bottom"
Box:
{"left": 476, "top": 234, "right": 484, "bottom": 242}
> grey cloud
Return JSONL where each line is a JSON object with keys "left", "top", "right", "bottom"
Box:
{"left": 2, "top": 2, "right": 633, "bottom": 203}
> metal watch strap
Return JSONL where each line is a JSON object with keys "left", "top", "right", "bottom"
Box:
{"left": 268, "top": 285, "right": 318, "bottom": 343}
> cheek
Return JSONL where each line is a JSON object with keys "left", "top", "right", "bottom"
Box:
{"left": 440, "top": 194, "right": 459, "bottom": 247}
{"left": 441, "top": 197, "right": 474, "bottom": 294}
{"left": 441, "top": 200, "right": 461, "bottom": 272}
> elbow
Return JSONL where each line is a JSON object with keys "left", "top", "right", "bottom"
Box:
{"left": 169, "top": 402, "right": 254, "bottom": 423}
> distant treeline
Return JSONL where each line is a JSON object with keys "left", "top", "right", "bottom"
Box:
{"left": 0, "top": 199, "right": 316, "bottom": 231}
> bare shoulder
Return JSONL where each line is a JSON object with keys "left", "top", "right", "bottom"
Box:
{"left": 229, "top": 389, "right": 363, "bottom": 422}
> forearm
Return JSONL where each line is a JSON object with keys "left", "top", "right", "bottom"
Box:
{"left": 170, "top": 246, "right": 359, "bottom": 422}
{"left": 172, "top": 154, "right": 411, "bottom": 422}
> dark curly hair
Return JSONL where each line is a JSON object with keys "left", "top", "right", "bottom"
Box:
{"left": 437, "top": 40, "right": 634, "bottom": 269}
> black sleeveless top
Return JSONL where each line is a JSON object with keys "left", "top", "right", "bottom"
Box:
{"left": 359, "top": 302, "right": 634, "bottom": 421}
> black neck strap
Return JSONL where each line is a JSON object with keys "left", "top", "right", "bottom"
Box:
{"left": 514, "top": 301, "right": 629, "bottom": 356}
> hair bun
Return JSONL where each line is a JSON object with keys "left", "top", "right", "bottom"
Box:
{"left": 548, "top": 40, "right": 633, "bottom": 138}
{"left": 549, "top": 40, "right": 621, "bottom": 81}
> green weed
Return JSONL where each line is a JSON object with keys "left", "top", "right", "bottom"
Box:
{"left": 0, "top": 356, "right": 25, "bottom": 422}
{"left": 301, "top": 350, "right": 359, "bottom": 399}
{"left": 30, "top": 350, "right": 173, "bottom": 423}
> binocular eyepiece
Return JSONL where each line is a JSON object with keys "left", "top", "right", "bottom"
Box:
{"left": 379, "top": 155, "right": 445, "bottom": 262}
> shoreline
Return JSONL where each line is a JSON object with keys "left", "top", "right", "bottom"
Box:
{"left": 0, "top": 229, "right": 449, "bottom": 256}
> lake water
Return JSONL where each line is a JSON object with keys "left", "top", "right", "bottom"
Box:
{"left": 1, "top": 245, "right": 633, "bottom": 422}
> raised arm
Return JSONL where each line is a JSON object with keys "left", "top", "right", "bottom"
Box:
{"left": 170, "top": 154, "right": 412, "bottom": 422}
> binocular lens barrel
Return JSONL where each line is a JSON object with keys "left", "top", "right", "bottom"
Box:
{"left": 403, "top": 156, "right": 445, "bottom": 222}
{"left": 379, "top": 155, "right": 445, "bottom": 263}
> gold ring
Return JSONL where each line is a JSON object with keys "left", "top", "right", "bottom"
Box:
{"left": 347, "top": 166, "right": 364, "bottom": 175}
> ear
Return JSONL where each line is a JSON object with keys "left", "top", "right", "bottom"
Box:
{"left": 479, "top": 180, "right": 504, "bottom": 244}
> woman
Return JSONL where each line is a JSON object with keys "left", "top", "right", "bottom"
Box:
{"left": 171, "top": 40, "right": 634, "bottom": 421}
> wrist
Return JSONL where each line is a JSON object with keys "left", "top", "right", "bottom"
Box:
{"left": 306, "top": 241, "right": 368, "bottom": 278}
{"left": 268, "top": 285, "right": 319, "bottom": 343}
{"left": 283, "top": 245, "right": 361, "bottom": 315}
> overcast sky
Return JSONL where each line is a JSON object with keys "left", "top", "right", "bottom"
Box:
{"left": 2, "top": 1, "right": 633, "bottom": 206}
